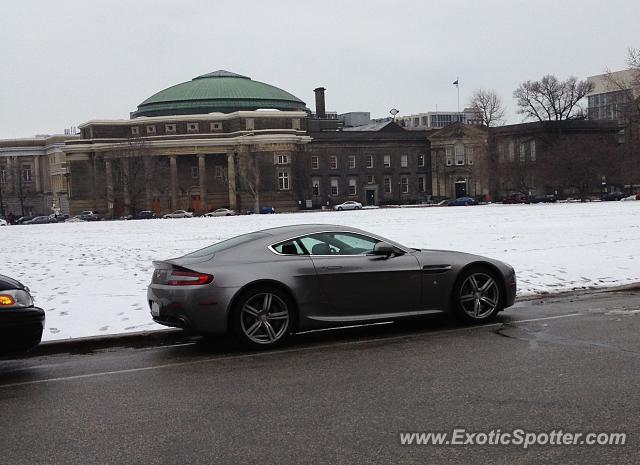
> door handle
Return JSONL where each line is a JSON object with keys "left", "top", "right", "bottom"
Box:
{"left": 322, "top": 265, "right": 343, "bottom": 270}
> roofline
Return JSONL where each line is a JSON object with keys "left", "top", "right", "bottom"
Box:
{"left": 78, "top": 110, "right": 309, "bottom": 129}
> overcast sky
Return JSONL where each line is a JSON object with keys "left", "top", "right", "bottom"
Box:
{"left": 0, "top": 0, "right": 637, "bottom": 138}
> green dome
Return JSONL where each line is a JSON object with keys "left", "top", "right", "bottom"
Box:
{"left": 131, "top": 70, "right": 307, "bottom": 118}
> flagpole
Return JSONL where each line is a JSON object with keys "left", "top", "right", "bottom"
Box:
{"left": 457, "top": 76, "right": 460, "bottom": 114}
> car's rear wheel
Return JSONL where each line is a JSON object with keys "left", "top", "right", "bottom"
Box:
{"left": 337, "top": 207, "right": 343, "bottom": 211}
{"left": 452, "top": 267, "right": 503, "bottom": 323}
{"left": 231, "top": 286, "right": 293, "bottom": 349}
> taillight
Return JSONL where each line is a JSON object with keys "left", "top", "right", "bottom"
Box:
{"left": 167, "top": 270, "right": 213, "bottom": 286}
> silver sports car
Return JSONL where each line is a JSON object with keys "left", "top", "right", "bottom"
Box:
{"left": 147, "top": 224, "right": 516, "bottom": 348}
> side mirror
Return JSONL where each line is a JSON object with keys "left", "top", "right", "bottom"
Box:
{"left": 371, "top": 242, "right": 396, "bottom": 257}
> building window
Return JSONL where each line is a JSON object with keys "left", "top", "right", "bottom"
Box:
{"left": 146, "top": 125, "right": 156, "bottom": 135}
{"left": 400, "top": 154, "right": 408, "bottom": 168}
{"left": 498, "top": 143, "right": 505, "bottom": 163}
{"left": 329, "top": 156, "right": 338, "bottom": 169}
{"left": 215, "top": 165, "right": 224, "bottom": 180}
{"left": 467, "top": 146, "right": 474, "bottom": 165}
{"left": 348, "top": 178, "right": 357, "bottom": 195}
{"left": 417, "top": 154, "right": 425, "bottom": 167}
{"left": 330, "top": 178, "right": 339, "bottom": 196}
{"left": 454, "top": 144, "right": 465, "bottom": 165}
{"left": 191, "top": 166, "right": 199, "bottom": 179}
{"left": 131, "top": 127, "right": 139, "bottom": 136}
{"left": 275, "top": 154, "right": 289, "bottom": 165}
{"left": 312, "top": 179, "right": 320, "bottom": 196}
{"left": 421, "top": 116, "right": 428, "bottom": 125}
{"left": 311, "top": 156, "right": 319, "bottom": 169}
{"left": 383, "top": 155, "right": 391, "bottom": 167}
{"left": 210, "top": 122, "right": 222, "bottom": 132}
{"left": 366, "top": 175, "right": 374, "bottom": 184}
{"left": 278, "top": 170, "right": 290, "bottom": 190}
{"left": 245, "top": 118, "right": 254, "bottom": 130}
{"left": 413, "top": 117, "right": 420, "bottom": 126}
{"left": 401, "top": 177, "right": 409, "bottom": 194}
{"left": 418, "top": 175, "right": 426, "bottom": 193}
{"left": 188, "top": 123, "right": 199, "bottom": 132}
{"left": 384, "top": 176, "right": 392, "bottom": 194}
{"left": 445, "top": 147, "right": 453, "bottom": 166}
{"left": 0, "top": 167, "right": 6, "bottom": 184}
{"left": 366, "top": 155, "right": 374, "bottom": 168}
{"left": 508, "top": 141, "right": 515, "bottom": 162}
{"left": 165, "top": 124, "right": 176, "bottom": 133}
{"left": 348, "top": 155, "right": 356, "bottom": 169}
{"left": 22, "top": 165, "right": 32, "bottom": 183}
{"left": 519, "top": 143, "right": 526, "bottom": 163}
{"left": 530, "top": 140, "right": 536, "bottom": 162}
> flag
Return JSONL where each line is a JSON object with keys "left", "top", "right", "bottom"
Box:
{"left": 453, "top": 79, "right": 459, "bottom": 87}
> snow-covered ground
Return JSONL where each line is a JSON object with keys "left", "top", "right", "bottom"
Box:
{"left": 1, "top": 201, "right": 639, "bottom": 342}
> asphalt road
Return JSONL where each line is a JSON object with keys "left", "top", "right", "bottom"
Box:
{"left": 1, "top": 290, "right": 639, "bottom": 465}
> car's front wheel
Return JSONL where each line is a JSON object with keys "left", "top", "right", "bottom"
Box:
{"left": 452, "top": 267, "right": 503, "bottom": 323}
{"left": 231, "top": 286, "right": 293, "bottom": 349}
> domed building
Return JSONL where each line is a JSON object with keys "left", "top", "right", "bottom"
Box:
{"left": 131, "top": 70, "right": 308, "bottom": 117}
{"left": 54, "top": 70, "right": 431, "bottom": 217}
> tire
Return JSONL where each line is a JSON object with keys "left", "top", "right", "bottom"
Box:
{"left": 230, "top": 286, "right": 294, "bottom": 349}
{"left": 451, "top": 267, "right": 503, "bottom": 324}
{"left": 337, "top": 207, "right": 343, "bottom": 211}
{"left": 355, "top": 206, "right": 361, "bottom": 210}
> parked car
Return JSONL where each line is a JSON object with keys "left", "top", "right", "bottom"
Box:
{"left": 77, "top": 211, "right": 101, "bottom": 221}
{"left": 529, "top": 194, "right": 557, "bottom": 203}
{"left": 22, "top": 215, "right": 57, "bottom": 225}
{"left": 620, "top": 195, "right": 637, "bottom": 201}
{"left": 0, "top": 274, "right": 44, "bottom": 352}
{"left": 148, "top": 224, "right": 516, "bottom": 348}
{"left": 503, "top": 193, "right": 529, "bottom": 204}
{"left": 0, "top": 218, "right": 7, "bottom": 227}
{"left": 135, "top": 210, "right": 157, "bottom": 219}
{"left": 163, "top": 210, "right": 194, "bottom": 219}
{"left": 334, "top": 201, "right": 363, "bottom": 211}
{"left": 602, "top": 191, "right": 626, "bottom": 201}
{"left": 260, "top": 206, "right": 276, "bottom": 214}
{"left": 447, "top": 197, "right": 477, "bottom": 206}
{"left": 15, "top": 216, "right": 35, "bottom": 224}
{"left": 204, "top": 208, "right": 236, "bottom": 217}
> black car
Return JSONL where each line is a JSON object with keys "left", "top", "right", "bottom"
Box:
{"left": 529, "top": 194, "right": 557, "bottom": 203}
{"left": 22, "top": 215, "right": 57, "bottom": 225}
{"left": 135, "top": 210, "right": 156, "bottom": 219}
{"left": 0, "top": 274, "right": 45, "bottom": 352}
{"left": 602, "top": 191, "right": 626, "bottom": 201}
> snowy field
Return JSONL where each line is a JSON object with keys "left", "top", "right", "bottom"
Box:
{"left": 1, "top": 201, "right": 639, "bottom": 342}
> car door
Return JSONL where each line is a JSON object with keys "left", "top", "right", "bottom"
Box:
{"left": 300, "top": 232, "right": 422, "bottom": 319}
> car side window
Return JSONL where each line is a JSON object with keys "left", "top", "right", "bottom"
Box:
{"left": 273, "top": 240, "right": 306, "bottom": 255}
{"left": 300, "top": 232, "right": 379, "bottom": 256}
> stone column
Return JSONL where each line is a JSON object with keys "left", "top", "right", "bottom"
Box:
{"left": 144, "top": 157, "right": 153, "bottom": 210}
{"left": 92, "top": 154, "right": 99, "bottom": 211}
{"left": 122, "top": 158, "right": 130, "bottom": 215}
{"left": 34, "top": 156, "right": 41, "bottom": 192}
{"left": 8, "top": 156, "right": 17, "bottom": 193}
{"left": 198, "top": 154, "right": 207, "bottom": 213}
{"left": 105, "top": 158, "right": 114, "bottom": 218}
{"left": 169, "top": 155, "right": 178, "bottom": 210}
{"left": 227, "top": 153, "right": 237, "bottom": 210}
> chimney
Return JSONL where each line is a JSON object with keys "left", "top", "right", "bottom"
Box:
{"left": 314, "top": 87, "right": 326, "bottom": 119}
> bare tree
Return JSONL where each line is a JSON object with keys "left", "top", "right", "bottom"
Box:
{"left": 468, "top": 89, "right": 505, "bottom": 127}
{"left": 237, "top": 152, "right": 261, "bottom": 213}
{"left": 111, "top": 137, "right": 170, "bottom": 216}
{"left": 514, "top": 75, "right": 592, "bottom": 122}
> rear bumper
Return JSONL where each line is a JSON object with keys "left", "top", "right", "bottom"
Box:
{"left": 147, "top": 284, "right": 239, "bottom": 334}
{"left": 0, "top": 307, "right": 45, "bottom": 351}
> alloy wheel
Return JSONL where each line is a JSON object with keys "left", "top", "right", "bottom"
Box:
{"left": 459, "top": 272, "right": 500, "bottom": 319}
{"left": 240, "top": 292, "right": 290, "bottom": 344}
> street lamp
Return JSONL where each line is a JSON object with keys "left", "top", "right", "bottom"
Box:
{"left": 389, "top": 108, "right": 399, "bottom": 121}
